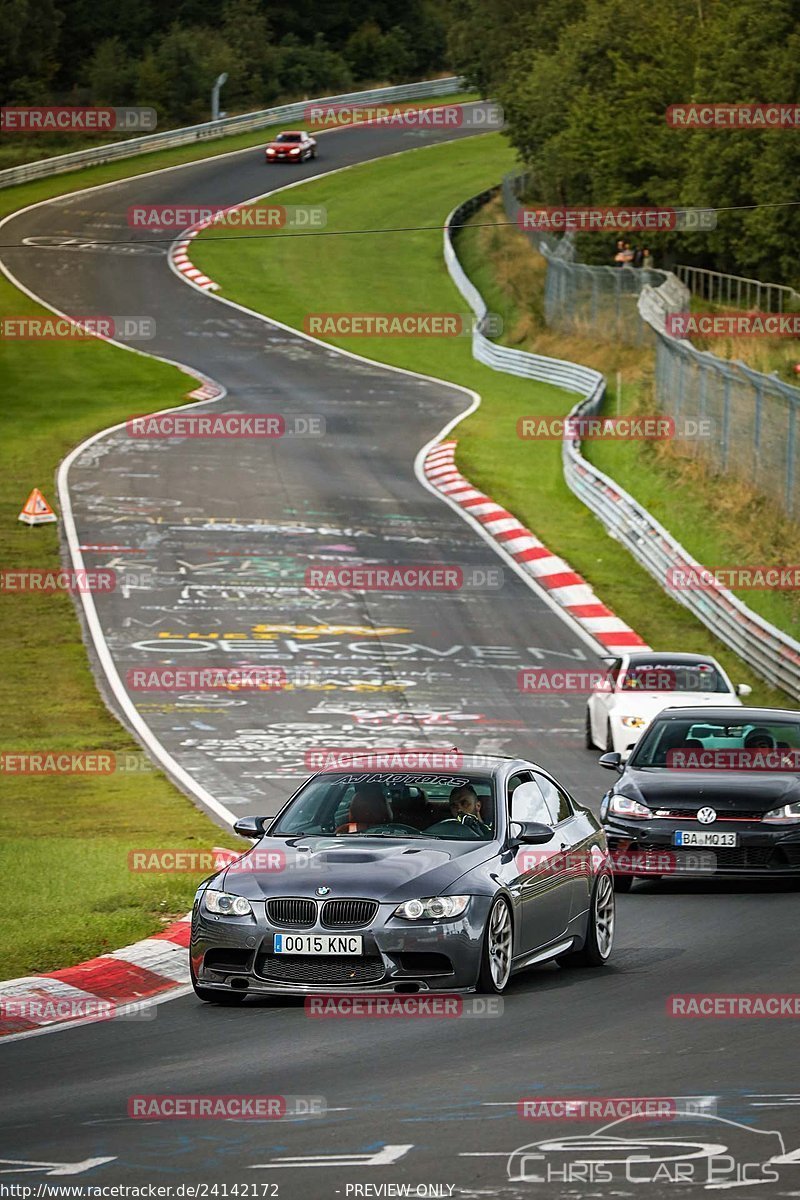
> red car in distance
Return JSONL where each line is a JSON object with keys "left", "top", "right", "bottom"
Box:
{"left": 264, "top": 130, "right": 317, "bottom": 163}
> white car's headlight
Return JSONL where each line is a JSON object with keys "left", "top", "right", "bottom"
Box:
{"left": 763, "top": 803, "right": 800, "bottom": 824}
{"left": 393, "top": 896, "right": 470, "bottom": 920}
{"left": 204, "top": 890, "right": 253, "bottom": 916}
{"left": 620, "top": 716, "right": 648, "bottom": 729}
{"left": 608, "top": 795, "right": 652, "bottom": 819}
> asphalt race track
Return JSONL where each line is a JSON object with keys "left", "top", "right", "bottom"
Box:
{"left": 1, "top": 113, "right": 799, "bottom": 1198}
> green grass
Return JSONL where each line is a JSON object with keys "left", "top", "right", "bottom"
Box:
{"left": 584, "top": 426, "right": 800, "bottom": 637}
{"left": 0, "top": 88, "right": 474, "bottom": 980}
{"left": 0, "top": 215, "right": 242, "bottom": 980}
{"left": 457, "top": 198, "right": 800, "bottom": 642}
{"left": 192, "top": 134, "right": 793, "bottom": 710}
{"left": 0, "top": 93, "right": 477, "bottom": 221}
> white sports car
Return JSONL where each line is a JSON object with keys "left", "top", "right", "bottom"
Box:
{"left": 586, "top": 651, "right": 751, "bottom": 756}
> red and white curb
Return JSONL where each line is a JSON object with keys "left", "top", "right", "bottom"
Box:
{"left": 0, "top": 915, "right": 191, "bottom": 1040}
{"left": 424, "top": 441, "right": 649, "bottom": 656}
{"left": 186, "top": 378, "right": 224, "bottom": 401}
{"left": 171, "top": 228, "right": 219, "bottom": 291}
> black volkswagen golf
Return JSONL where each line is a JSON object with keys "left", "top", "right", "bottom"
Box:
{"left": 599, "top": 706, "right": 800, "bottom": 889}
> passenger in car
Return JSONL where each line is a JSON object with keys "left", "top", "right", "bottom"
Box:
{"left": 744, "top": 728, "right": 776, "bottom": 750}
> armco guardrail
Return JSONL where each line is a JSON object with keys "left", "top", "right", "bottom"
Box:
{"left": 446, "top": 191, "right": 605, "bottom": 399}
{"left": 444, "top": 189, "right": 800, "bottom": 701}
{"left": 0, "top": 76, "right": 464, "bottom": 189}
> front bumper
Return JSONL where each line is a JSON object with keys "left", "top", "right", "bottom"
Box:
{"left": 190, "top": 896, "right": 492, "bottom": 995}
{"left": 604, "top": 817, "right": 800, "bottom": 877}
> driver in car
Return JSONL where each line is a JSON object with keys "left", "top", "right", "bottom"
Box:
{"left": 449, "top": 784, "right": 492, "bottom": 836}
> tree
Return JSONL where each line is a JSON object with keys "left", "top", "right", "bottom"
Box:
{"left": 137, "top": 24, "right": 234, "bottom": 125}
{"left": 220, "top": 0, "right": 281, "bottom": 108}
{"left": 86, "top": 37, "right": 138, "bottom": 106}
{"left": 0, "top": 0, "right": 62, "bottom": 101}
{"left": 276, "top": 34, "right": 353, "bottom": 97}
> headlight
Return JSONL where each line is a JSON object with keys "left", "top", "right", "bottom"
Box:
{"left": 620, "top": 716, "right": 648, "bottom": 729}
{"left": 763, "top": 803, "right": 800, "bottom": 824}
{"left": 393, "top": 896, "right": 470, "bottom": 920}
{"left": 204, "top": 890, "right": 253, "bottom": 916}
{"left": 290, "top": 147, "right": 300, "bottom": 154}
{"left": 608, "top": 795, "right": 652, "bottom": 819}
{"left": 266, "top": 148, "right": 275, "bottom": 155}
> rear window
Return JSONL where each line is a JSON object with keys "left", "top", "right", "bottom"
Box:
{"left": 620, "top": 661, "right": 729, "bottom": 693}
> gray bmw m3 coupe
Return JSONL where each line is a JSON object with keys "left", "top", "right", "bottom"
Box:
{"left": 190, "top": 754, "right": 615, "bottom": 1001}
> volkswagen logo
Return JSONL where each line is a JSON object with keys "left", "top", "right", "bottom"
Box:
{"left": 697, "top": 807, "right": 717, "bottom": 825}
{"left": 315, "top": 886, "right": 331, "bottom": 896}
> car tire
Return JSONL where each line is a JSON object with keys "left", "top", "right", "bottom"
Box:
{"left": 190, "top": 962, "right": 247, "bottom": 1005}
{"left": 612, "top": 872, "right": 634, "bottom": 893}
{"left": 585, "top": 709, "right": 595, "bottom": 749}
{"left": 477, "top": 897, "right": 513, "bottom": 994}
{"left": 605, "top": 722, "right": 614, "bottom": 753}
{"left": 557, "top": 872, "right": 615, "bottom": 967}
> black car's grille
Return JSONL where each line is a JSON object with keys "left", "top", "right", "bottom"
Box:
{"left": 657, "top": 808, "right": 765, "bottom": 821}
{"left": 266, "top": 898, "right": 316, "bottom": 927}
{"left": 711, "top": 847, "right": 777, "bottom": 869}
{"left": 256, "top": 955, "right": 385, "bottom": 985}
{"left": 321, "top": 899, "right": 378, "bottom": 928}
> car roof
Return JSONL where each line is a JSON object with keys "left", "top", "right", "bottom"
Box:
{"left": 281, "top": 130, "right": 304, "bottom": 135}
{"left": 650, "top": 705, "right": 799, "bottom": 720}
{"left": 312, "top": 754, "right": 536, "bottom": 777}
{"left": 624, "top": 651, "right": 722, "bottom": 665}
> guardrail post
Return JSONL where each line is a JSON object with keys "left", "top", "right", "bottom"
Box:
{"left": 721, "top": 375, "right": 731, "bottom": 470}
{"left": 753, "top": 383, "right": 763, "bottom": 486}
{"left": 788, "top": 401, "right": 797, "bottom": 516}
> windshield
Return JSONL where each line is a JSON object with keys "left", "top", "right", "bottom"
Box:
{"left": 275, "top": 132, "right": 302, "bottom": 142}
{"left": 619, "top": 660, "right": 729, "bottom": 693}
{"left": 630, "top": 718, "right": 800, "bottom": 768}
{"left": 271, "top": 772, "right": 497, "bottom": 840}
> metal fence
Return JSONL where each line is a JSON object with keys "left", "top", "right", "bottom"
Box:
{"left": 503, "top": 171, "right": 800, "bottom": 518}
{"left": 0, "top": 76, "right": 464, "bottom": 190}
{"left": 445, "top": 188, "right": 800, "bottom": 701}
{"left": 639, "top": 284, "right": 800, "bottom": 517}
{"left": 675, "top": 264, "right": 800, "bottom": 314}
{"left": 502, "top": 172, "right": 667, "bottom": 346}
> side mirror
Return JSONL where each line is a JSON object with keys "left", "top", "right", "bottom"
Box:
{"left": 508, "top": 820, "right": 555, "bottom": 845}
{"left": 233, "top": 816, "right": 268, "bottom": 839}
{"left": 510, "top": 780, "right": 549, "bottom": 824}
{"left": 598, "top": 752, "right": 624, "bottom": 772}
{"left": 736, "top": 683, "right": 752, "bottom": 696}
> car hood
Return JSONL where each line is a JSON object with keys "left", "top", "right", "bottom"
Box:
{"left": 218, "top": 836, "right": 497, "bottom": 902}
{"left": 267, "top": 141, "right": 300, "bottom": 149}
{"left": 612, "top": 692, "right": 740, "bottom": 714}
{"left": 618, "top": 768, "right": 800, "bottom": 813}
